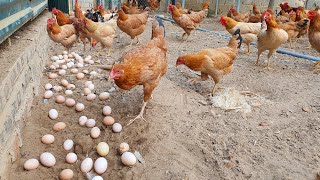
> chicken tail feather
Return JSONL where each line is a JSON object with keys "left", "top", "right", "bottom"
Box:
{"left": 232, "top": 29, "right": 242, "bottom": 48}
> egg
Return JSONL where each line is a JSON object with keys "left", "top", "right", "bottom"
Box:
{"left": 118, "top": 142, "right": 129, "bottom": 154}
{"left": 86, "top": 55, "right": 92, "bottom": 60}
{"left": 121, "top": 152, "right": 137, "bottom": 166}
{"left": 63, "top": 139, "right": 74, "bottom": 151}
{"left": 63, "top": 55, "right": 68, "bottom": 60}
{"left": 40, "top": 152, "right": 56, "bottom": 167}
{"left": 79, "top": 116, "right": 88, "bottom": 126}
{"left": 24, "top": 159, "right": 39, "bottom": 170}
{"left": 61, "top": 79, "right": 69, "bottom": 87}
{"left": 58, "top": 69, "right": 66, "bottom": 75}
{"left": 99, "top": 92, "right": 110, "bottom": 101}
{"left": 92, "top": 176, "right": 103, "bottom": 180}
{"left": 53, "top": 122, "right": 66, "bottom": 132}
{"left": 88, "top": 60, "right": 95, "bottom": 64}
{"left": 90, "top": 71, "right": 97, "bottom": 77}
{"left": 65, "top": 90, "right": 73, "bottom": 95}
{"left": 68, "top": 54, "right": 73, "bottom": 58}
{"left": 86, "top": 119, "right": 96, "bottom": 128}
{"left": 66, "top": 84, "right": 76, "bottom": 90}
{"left": 58, "top": 55, "right": 63, "bottom": 59}
{"left": 41, "top": 134, "right": 55, "bottom": 144}
{"left": 90, "top": 127, "right": 100, "bottom": 139}
{"left": 94, "top": 157, "right": 108, "bottom": 174}
{"left": 53, "top": 62, "right": 60, "bottom": 68}
{"left": 112, "top": 123, "right": 122, "bottom": 133}
{"left": 103, "top": 116, "right": 114, "bottom": 126}
{"left": 51, "top": 56, "right": 59, "bottom": 61}
{"left": 62, "top": 51, "right": 68, "bottom": 55}
{"left": 83, "top": 88, "right": 91, "bottom": 95}
{"left": 55, "top": 95, "right": 66, "bottom": 104}
{"left": 96, "top": 142, "right": 109, "bottom": 156}
{"left": 81, "top": 158, "right": 93, "bottom": 173}
{"left": 49, "top": 65, "right": 56, "bottom": 70}
{"left": 85, "top": 81, "right": 92, "bottom": 87}
{"left": 44, "top": 90, "right": 53, "bottom": 99}
{"left": 53, "top": 85, "right": 63, "bottom": 92}
{"left": 48, "top": 73, "right": 58, "bottom": 79}
{"left": 102, "top": 106, "right": 112, "bottom": 115}
{"left": 83, "top": 70, "right": 89, "bottom": 74}
{"left": 45, "top": 83, "right": 53, "bottom": 90}
{"left": 61, "top": 65, "right": 68, "bottom": 69}
{"left": 66, "top": 63, "right": 73, "bottom": 68}
{"left": 57, "top": 60, "right": 65, "bottom": 64}
{"left": 75, "top": 103, "right": 85, "bottom": 112}
{"left": 48, "top": 109, "right": 58, "bottom": 120}
{"left": 76, "top": 73, "right": 85, "bottom": 80}
{"left": 65, "top": 98, "right": 76, "bottom": 107}
{"left": 86, "top": 93, "right": 96, "bottom": 101}
{"left": 76, "top": 63, "right": 84, "bottom": 68}
{"left": 88, "top": 83, "right": 95, "bottom": 90}
{"left": 66, "top": 152, "right": 77, "bottom": 164}
{"left": 59, "top": 169, "right": 74, "bottom": 180}
{"left": 70, "top": 68, "right": 78, "bottom": 74}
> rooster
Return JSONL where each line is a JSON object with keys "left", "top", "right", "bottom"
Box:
{"left": 176, "top": 29, "right": 242, "bottom": 94}
{"left": 52, "top": 8, "right": 73, "bottom": 26}
{"left": 220, "top": 16, "right": 261, "bottom": 54}
{"left": 109, "top": 17, "right": 167, "bottom": 125}
{"left": 278, "top": 18, "right": 309, "bottom": 48}
{"left": 307, "top": 10, "right": 320, "bottom": 73}
{"left": 168, "top": 2, "right": 209, "bottom": 41}
{"left": 256, "top": 11, "right": 288, "bottom": 70}
{"left": 47, "top": 17, "right": 78, "bottom": 52}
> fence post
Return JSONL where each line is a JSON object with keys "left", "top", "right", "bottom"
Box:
{"left": 215, "top": 0, "right": 219, "bottom": 16}
{"left": 181, "top": 0, "right": 185, "bottom": 8}
{"left": 236, "top": 0, "right": 240, "bottom": 12}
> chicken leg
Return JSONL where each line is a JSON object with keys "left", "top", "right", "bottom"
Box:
{"left": 266, "top": 49, "right": 275, "bottom": 70}
{"left": 255, "top": 49, "right": 262, "bottom": 66}
{"left": 127, "top": 101, "right": 147, "bottom": 126}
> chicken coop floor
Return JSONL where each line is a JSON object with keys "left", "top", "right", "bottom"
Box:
{"left": 6, "top": 11, "right": 320, "bottom": 180}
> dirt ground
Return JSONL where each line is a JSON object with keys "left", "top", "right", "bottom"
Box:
{"left": 7, "top": 11, "right": 320, "bottom": 180}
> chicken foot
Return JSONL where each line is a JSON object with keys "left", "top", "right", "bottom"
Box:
{"left": 126, "top": 101, "right": 147, "bottom": 126}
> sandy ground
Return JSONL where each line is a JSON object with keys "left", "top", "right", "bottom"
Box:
{"left": 7, "top": 11, "right": 320, "bottom": 180}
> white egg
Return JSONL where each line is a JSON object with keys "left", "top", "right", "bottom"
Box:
{"left": 90, "top": 127, "right": 100, "bottom": 139}
{"left": 66, "top": 63, "right": 73, "bottom": 68}
{"left": 86, "top": 93, "right": 96, "bottom": 101}
{"left": 71, "top": 52, "right": 76, "bottom": 56}
{"left": 57, "top": 60, "right": 66, "bottom": 64}
{"left": 102, "top": 106, "right": 112, "bottom": 116}
{"left": 65, "top": 90, "right": 73, "bottom": 95}
{"left": 112, "top": 123, "right": 122, "bottom": 133}
{"left": 59, "top": 169, "right": 74, "bottom": 180}
{"left": 48, "top": 109, "right": 58, "bottom": 120}
{"left": 86, "top": 119, "right": 96, "bottom": 128}
{"left": 83, "top": 88, "right": 91, "bottom": 95}
{"left": 88, "top": 60, "right": 95, "bottom": 64}
{"left": 76, "top": 73, "right": 85, "bottom": 80}
{"left": 53, "top": 62, "right": 60, "bottom": 68}
{"left": 75, "top": 103, "right": 85, "bottom": 112}
{"left": 40, "top": 152, "right": 56, "bottom": 167}
{"left": 44, "top": 90, "right": 53, "bottom": 99}
{"left": 83, "top": 70, "right": 89, "bottom": 74}
{"left": 63, "top": 139, "right": 74, "bottom": 151}
{"left": 24, "top": 159, "right": 39, "bottom": 170}
{"left": 45, "top": 83, "right": 53, "bottom": 90}
{"left": 94, "top": 157, "right": 108, "bottom": 174}
{"left": 119, "top": 142, "right": 129, "bottom": 154}
{"left": 121, "top": 152, "right": 137, "bottom": 166}
{"left": 66, "top": 84, "right": 76, "bottom": 90}
{"left": 61, "top": 79, "right": 69, "bottom": 87}
{"left": 51, "top": 56, "right": 59, "bottom": 61}
{"left": 84, "top": 58, "right": 90, "bottom": 62}
{"left": 103, "top": 116, "right": 114, "bottom": 126}
{"left": 70, "top": 62, "right": 75, "bottom": 66}
{"left": 79, "top": 116, "right": 88, "bottom": 126}
{"left": 85, "top": 81, "right": 92, "bottom": 87}
{"left": 53, "top": 85, "right": 63, "bottom": 92}
{"left": 65, "top": 98, "right": 76, "bottom": 107}
{"left": 53, "top": 122, "right": 66, "bottom": 131}
{"left": 66, "top": 153, "right": 77, "bottom": 164}
{"left": 49, "top": 65, "right": 56, "bottom": 70}
{"left": 61, "top": 65, "right": 68, "bottom": 69}
{"left": 76, "top": 63, "right": 84, "bottom": 68}
{"left": 48, "top": 73, "right": 58, "bottom": 79}
{"left": 63, "top": 55, "right": 68, "bottom": 60}
{"left": 96, "top": 142, "right": 109, "bottom": 156}
{"left": 92, "top": 176, "right": 103, "bottom": 180}
{"left": 87, "top": 83, "right": 95, "bottom": 90}
{"left": 41, "top": 134, "right": 55, "bottom": 144}
{"left": 55, "top": 95, "right": 65, "bottom": 104}
{"left": 70, "top": 68, "right": 78, "bottom": 74}
{"left": 68, "top": 54, "right": 73, "bottom": 58}
{"left": 58, "top": 55, "right": 63, "bottom": 59}
{"left": 80, "top": 158, "right": 93, "bottom": 173}
{"left": 90, "top": 71, "right": 97, "bottom": 77}
{"left": 59, "top": 69, "right": 66, "bottom": 76}
{"left": 86, "top": 55, "right": 92, "bottom": 60}
{"left": 63, "top": 51, "right": 68, "bottom": 55}
{"left": 99, "top": 92, "right": 110, "bottom": 101}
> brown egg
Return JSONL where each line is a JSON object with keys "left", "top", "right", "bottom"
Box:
{"left": 103, "top": 116, "right": 115, "bottom": 126}
{"left": 65, "top": 98, "right": 76, "bottom": 107}
{"left": 55, "top": 95, "right": 66, "bottom": 104}
{"left": 53, "top": 122, "right": 66, "bottom": 132}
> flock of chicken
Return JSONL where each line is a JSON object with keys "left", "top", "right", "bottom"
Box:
{"left": 46, "top": 1, "right": 320, "bottom": 123}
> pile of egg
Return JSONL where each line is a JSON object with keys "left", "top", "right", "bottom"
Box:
{"left": 24, "top": 52, "right": 138, "bottom": 179}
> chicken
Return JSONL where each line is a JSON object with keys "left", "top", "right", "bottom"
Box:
{"left": 121, "top": 4, "right": 143, "bottom": 14}
{"left": 229, "top": 6, "right": 250, "bottom": 22}
{"left": 253, "top": 3, "right": 261, "bottom": 15}
{"left": 307, "top": 10, "right": 320, "bottom": 73}
{"left": 256, "top": 11, "right": 288, "bottom": 70}
{"left": 47, "top": 17, "right": 78, "bottom": 52}
{"left": 279, "top": 18, "right": 309, "bottom": 48}
{"left": 98, "top": 4, "right": 115, "bottom": 21}
{"left": 168, "top": 2, "right": 209, "bottom": 41}
{"left": 296, "top": 10, "right": 310, "bottom": 39}
{"left": 108, "top": 17, "right": 167, "bottom": 125}
{"left": 176, "top": 29, "right": 242, "bottom": 94}
{"left": 176, "top": 2, "right": 189, "bottom": 14}
{"left": 117, "top": 9, "right": 149, "bottom": 46}
{"left": 148, "top": 0, "right": 161, "bottom": 12}
{"left": 227, "top": 6, "right": 233, "bottom": 17}
{"left": 220, "top": 16, "right": 261, "bottom": 53}
{"left": 52, "top": 8, "right": 73, "bottom": 26}
{"left": 282, "top": 2, "right": 298, "bottom": 13}
{"left": 73, "top": 16, "right": 116, "bottom": 56}
{"left": 248, "top": 14, "right": 261, "bottom": 23}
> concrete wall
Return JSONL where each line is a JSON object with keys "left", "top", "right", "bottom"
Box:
{"left": 0, "top": 12, "right": 50, "bottom": 179}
